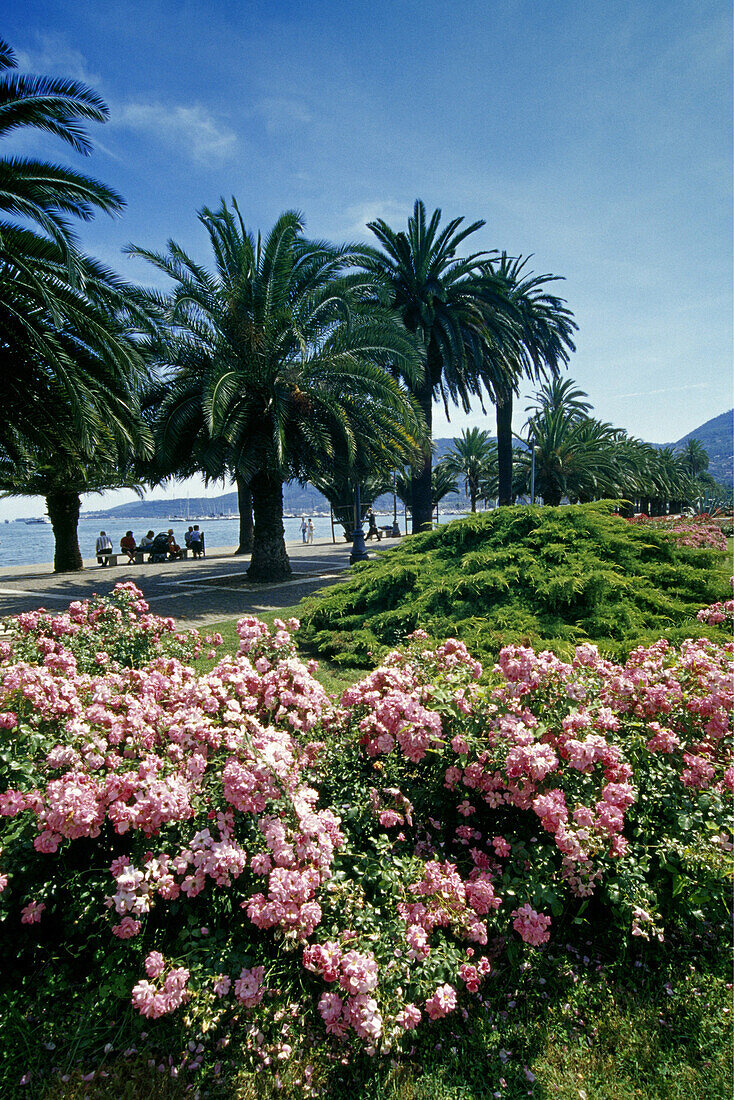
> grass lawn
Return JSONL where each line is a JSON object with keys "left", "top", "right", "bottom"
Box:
{"left": 17, "top": 923, "right": 730, "bottom": 1099}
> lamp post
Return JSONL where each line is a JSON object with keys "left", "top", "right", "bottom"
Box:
{"left": 531, "top": 444, "right": 536, "bottom": 505}
{"left": 390, "top": 470, "right": 400, "bottom": 537}
{"left": 349, "top": 481, "right": 369, "bottom": 564}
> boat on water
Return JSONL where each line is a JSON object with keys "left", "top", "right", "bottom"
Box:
{"left": 24, "top": 517, "right": 50, "bottom": 525}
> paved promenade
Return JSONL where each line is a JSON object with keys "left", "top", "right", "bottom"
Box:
{"left": 0, "top": 536, "right": 397, "bottom": 627}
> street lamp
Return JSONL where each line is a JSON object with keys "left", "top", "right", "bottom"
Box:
{"left": 390, "top": 469, "right": 401, "bottom": 537}
{"left": 349, "top": 481, "right": 369, "bottom": 564}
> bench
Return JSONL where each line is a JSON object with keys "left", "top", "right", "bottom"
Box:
{"left": 99, "top": 549, "right": 189, "bottom": 567}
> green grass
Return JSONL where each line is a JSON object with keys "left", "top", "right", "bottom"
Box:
{"left": 19, "top": 924, "right": 730, "bottom": 1099}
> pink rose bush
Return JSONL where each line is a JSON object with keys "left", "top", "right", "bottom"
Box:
{"left": 0, "top": 587, "right": 731, "bottom": 1085}
{"left": 625, "top": 513, "right": 728, "bottom": 552}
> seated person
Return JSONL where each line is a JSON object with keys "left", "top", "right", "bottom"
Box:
{"left": 120, "top": 530, "right": 137, "bottom": 563}
{"left": 189, "top": 525, "right": 205, "bottom": 558}
{"left": 166, "top": 529, "right": 184, "bottom": 560}
{"left": 95, "top": 530, "right": 113, "bottom": 565}
{"left": 139, "top": 530, "right": 155, "bottom": 558}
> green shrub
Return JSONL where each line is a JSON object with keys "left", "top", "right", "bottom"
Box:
{"left": 298, "top": 503, "right": 732, "bottom": 668}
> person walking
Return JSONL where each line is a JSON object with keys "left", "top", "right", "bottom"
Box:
{"left": 306, "top": 517, "right": 314, "bottom": 544}
{"left": 300, "top": 516, "right": 307, "bottom": 543}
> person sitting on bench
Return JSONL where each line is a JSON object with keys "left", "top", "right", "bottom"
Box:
{"left": 166, "top": 529, "right": 184, "bottom": 560}
{"left": 96, "top": 530, "right": 113, "bottom": 565}
{"left": 139, "top": 531, "right": 155, "bottom": 559}
{"left": 120, "top": 530, "right": 137, "bottom": 563}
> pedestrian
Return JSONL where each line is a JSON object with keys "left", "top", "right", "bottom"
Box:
{"left": 307, "top": 517, "right": 314, "bottom": 544}
{"left": 190, "top": 525, "right": 205, "bottom": 559}
{"left": 300, "top": 516, "right": 307, "bottom": 543}
{"left": 184, "top": 526, "right": 194, "bottom": 550}
{"left": 95, "top": 530, "right": 113, "bottom": 566}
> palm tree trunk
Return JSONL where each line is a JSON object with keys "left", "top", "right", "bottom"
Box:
{"left": 46, "top": 490, "right": 83, "bottom": 573}
{"left": 247, "top": 470, "right": 291, "bottom": 583}
{"left": 496, "top": 394, "right": 513, "bottom": 506}
{"left": 470, "top": 482, "right": 477, "bottom": 512}
{"left": 235, "top": 473, "right": 253, "bottom": 555}
{"left": 411, "top": 380, "right": 433, "bottom": 534}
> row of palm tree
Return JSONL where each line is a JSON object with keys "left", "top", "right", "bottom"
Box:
{"left": 11, "top": 37, "right": 715, "bottom": 578}
{"left": 515, "top": 380, "right": 721, "bottom": 512}
{"left": 0, "top": 36, "right": 584, "bottom": 575}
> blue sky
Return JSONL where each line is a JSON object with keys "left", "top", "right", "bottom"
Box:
{"left": 2, "top": 0, "right": 731, "bottom": 517}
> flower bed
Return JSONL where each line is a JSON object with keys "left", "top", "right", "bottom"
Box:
{"left": 625, "top": 513, "right": 729, "bottom": 551}
{"left": 0, "top": 585, "right": 731, "bottom": 1092}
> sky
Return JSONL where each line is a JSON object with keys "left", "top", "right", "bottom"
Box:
{"left": 1, "top": 0, "right": 731, "bottom": 518}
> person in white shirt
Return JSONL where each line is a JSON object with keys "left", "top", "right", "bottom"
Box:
{"left": 95, "top": 531, "right": 113, "bottom": 566}
{"left": 306, "top": 517, "right": 314, "bottom": 544}
{"left": 300, "top": 516, "right": 307, "bottom": 543}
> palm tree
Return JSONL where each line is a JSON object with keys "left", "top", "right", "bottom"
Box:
{"left": 483, "top": 255, "right": 577, "bottom": 506}
{"left": 0, "top": 369, "right": 151, "bottom": 572}
{"left": 396, "top": 463, "right": 459, "bottom": 515}
{"left": 310, "top": 461, "right": 395, "bottom": 541}
{"left": 134, "top": 339, "right": 255, "bottom": 553}
{"left": 679, "top": 438, "right": 709, "bottom": 479}
{"left": 526, "top": 376, "right": 592, "bottom": 420}
{"left": 443, "top": 428, "right": 497, "bottom": 512}
{"left": 359, "top": 201, "right": 517, "bottom": 532}
{"left": 131, "top": 202, "right": 426, "bottom": 582}
{"left": 0, "top": 37, "right": 133, "bottom": 451}
{"left": 519, "top": 407, "right": 619, "bottom": 506}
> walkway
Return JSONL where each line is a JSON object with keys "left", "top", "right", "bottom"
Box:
{"left": 0, "top": 536, "right": 399, "bottom": 627}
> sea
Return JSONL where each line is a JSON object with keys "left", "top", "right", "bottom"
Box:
{"left": 0, "top": 511, "right": 469, "bottom": 568}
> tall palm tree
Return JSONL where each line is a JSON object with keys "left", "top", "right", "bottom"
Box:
{"left": 131, "top": 202, "right": 426, "bottom": 582}
{"left": 679, "top": 438, "right": 709, "bottom": 479}
{"left": 443, "top": 427, "right": 498, "bottom": 512}
{"left": 483, "top": 255, "right": 577, "bottom": 506}
{"left": 0, "top": 37, "right": 132, "bottom": 451}
{"left": 359, "top": 200, "right": 517, "bottom": 532}
{"left": 526, "top": 376, "right": 592, "bottom": 420}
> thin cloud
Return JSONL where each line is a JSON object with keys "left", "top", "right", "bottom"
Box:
{"left": 343, "top": 199, "right": 413, "bottom": 240}
{"left": 257, "top": 96, "right": 313, "bottom": 132}
{"left": 15, "top": 33, "right": 101, "bottom": 86}
{"left": 615, "top": 383, "right": 709, "bottom": 399}
{"left": 114, "top": 102, "right": 238, "bottom": 164}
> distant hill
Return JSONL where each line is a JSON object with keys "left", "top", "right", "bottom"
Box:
{"left": 670, "top": 410, "right": 733, "bottom": 488}
{"left": 83, "top": 412, "right": 733, "bottom": 520}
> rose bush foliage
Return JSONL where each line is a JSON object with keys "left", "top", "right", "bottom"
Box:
{"left": 0, "top": 584, "right": 730, "bottom": 1087}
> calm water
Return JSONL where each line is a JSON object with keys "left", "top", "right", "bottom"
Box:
{"left": 1, "top": 511, "right": 469, "bottom": 568}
